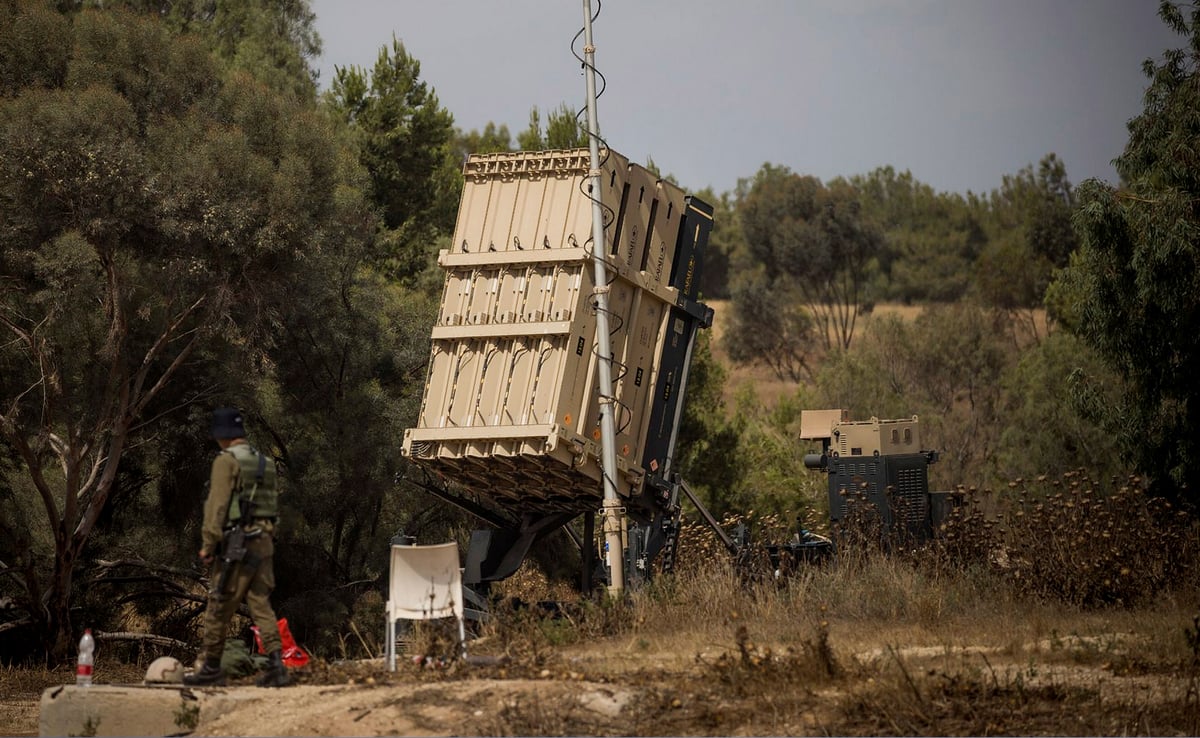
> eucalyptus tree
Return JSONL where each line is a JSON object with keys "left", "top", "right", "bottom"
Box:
{"left": 1053, "top": 1, "right": 1200, "bottom": 507}
{"left": 0, "top": 4, "right": 373, "bottom": 661}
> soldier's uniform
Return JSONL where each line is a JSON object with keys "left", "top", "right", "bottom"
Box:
{"left": 184, "top": 408, "right": 291, "bottom": 688}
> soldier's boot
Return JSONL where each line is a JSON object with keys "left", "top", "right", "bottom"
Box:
{"left": 182, "top": 658, "right": 226, "bottom": 687}
{"left": 256, "top": 650, "right": 292, "bottom": 688}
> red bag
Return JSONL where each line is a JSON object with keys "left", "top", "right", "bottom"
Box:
{"left": 252, "top": 617, "right": 310, "bottom": 668}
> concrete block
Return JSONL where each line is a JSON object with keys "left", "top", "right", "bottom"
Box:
{"left": 39, "top": 685, "right": 202, "bottom": 737}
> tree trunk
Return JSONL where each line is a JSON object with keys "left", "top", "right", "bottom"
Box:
{"left": 331, "top": 509, "right": 345, "bottom": 570}
{"left": 43, "top": 546, "right": 77, "bottom": 665}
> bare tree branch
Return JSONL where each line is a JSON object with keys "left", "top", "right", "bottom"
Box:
{"left": 73, "top": 417, "right": 129, "bottom": 546}
{"left": 1, "top": 429, "right": 61, "bottom": 530}
{"left": 129, "top": 388, "right": 219, "bottom": 436}
{"left": 0, "top": 309, "right": 44, "bottom": 354}
{"left": 131, "top": 331, "right": 200, "bottom": 420}
{"left": 129, "top": 296, "right": 205, "bottom": 414}
{"left": 5, "top": 378, "right": 45, "bottom": 412}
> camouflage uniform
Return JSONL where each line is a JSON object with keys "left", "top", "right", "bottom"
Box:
{"left": 198, "top": 444, "right": 282, "bottom": 661}
{"left": 184, "top": 408, "right": 291, "bottom": 688}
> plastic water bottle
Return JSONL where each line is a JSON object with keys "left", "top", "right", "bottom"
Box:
{"left": 75, "top": 629, "right": 94, "bottom": 687}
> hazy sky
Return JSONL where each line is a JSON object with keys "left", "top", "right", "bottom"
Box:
{"left": 310, "top": 1, "right": 1177, "bottom": 197}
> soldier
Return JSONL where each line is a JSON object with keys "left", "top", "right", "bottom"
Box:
{"left": 183, "top": 407, "right": 292, "bottom": 688}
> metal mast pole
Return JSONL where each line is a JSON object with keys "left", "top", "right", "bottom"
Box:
{"left": 580, "top": 0, "right": 624, "bottom": 596}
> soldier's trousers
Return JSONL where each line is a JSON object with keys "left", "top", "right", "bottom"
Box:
{"left": 201, "top": 533, "right": 282, "bottom": 661}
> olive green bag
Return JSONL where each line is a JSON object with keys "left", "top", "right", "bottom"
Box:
{"left": 220, "top": 638, "right": 269, "bottom": 677}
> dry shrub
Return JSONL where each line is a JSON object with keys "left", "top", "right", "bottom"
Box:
{"left": 493, "top": 560, "right": 580, "bottom": 603}
{"left": 930, "top": 471, "right": 1199, "bottom": 607}
{"left": 471, "top": 691, "right": 602, "bottom": 737}
{"left": 672, "top": 510, "right": 821, "bottom": 586}
{"left": 626, "top": 552, "right": 743, "bottom": 640}
{"left": 481, "top": 602, "right": 560, "bottom": 669}
{"left": 671, "top": 516, "right": 739, "bottom": 577}
{"left": 837, "top": 643, "right": 1200, "bottom": 737}
{"left": 640, "top": 473, "right": 1199, "bottom": 640}
{"left": 807, "top": 549, "right": 990, "bottom": 625}
{"left": 831, "top": 493, "right": 889, "bottom": 554}
{"left": 652, "top": 508, "right": 1016, "bottom": 638}
{"left": 837, "top": 654, "right": 1107, "bottom": 736}
{"left": 340, "top": 589, "right": 384, "bottom": 660}
{"left": 479, "top": 593, "right": 632, "bottom": 671}
{"left": 401, "top": 618, "right": 463, "bottom": 667}
{"left": 695, "top": 620, "right": 840, "bottom": 699}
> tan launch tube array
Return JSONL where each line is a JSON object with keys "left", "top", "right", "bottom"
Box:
{"left": 402, "top": 148, "right": 693, "bottom": 513}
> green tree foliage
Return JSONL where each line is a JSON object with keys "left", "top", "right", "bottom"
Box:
{"left": 1053, "top": 1, "right": 1200, "bottom": 506}
{"left": 93, "top": 0, "right": 322, "bottom": 100}
{"left": 725, "top": 390, "right": 828, "bottom": 523}
{"left": 673, "top": 331, "right": 742, "bottom": 516}
{"left": 814, "top": 304, "right": 1012, "bottom": 486}
{"left": 0, "top": 0, "right": 71, "bottom": 94}
{"left": 732, "top": 164, "right": 884, "bottom": 354}
{"left": 454, "top": 121, "right": 514, "bottom": 158}
{"left": 809, "top": 315, "right": 914, "bottom": 423}
{"left": 974, "top": 153, "right": 1077, "bottom": 342}
{"left": 726, "top": 268, "right": 815, "bottom": 382}
{"left": 452, "top": 101, "right": 585, "bottom": 161}
{"left": 0, "top": 4, "right": 374, "bottom": 662}
{"left": 994, "top": 332, "right": 1124, "bottom": 482}
{"left": 849, "top": 166, "right": 986, "bottom": 303}
{"left": 983, "top": 154, "right": 1077, "bottom": 263}
{"left": 325, "top": 37, "right": 458, "bottom": 285}
{"left": 261, "top": 275, "right": 437, "bottom": 641}
{"left": 516, "top": 103, "right": 585, "bottom": 150}
{"left": 973, "top": 229, "right": 1046, "bottom": 333}
{"left": 674, "top": 336, "right": 827, "bottom": 524}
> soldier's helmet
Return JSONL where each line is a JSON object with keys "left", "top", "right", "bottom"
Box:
{"left": 144, "top": 656, "right": 185, "bottom": 684}
{"left": 210, "top": 407, "right": 245, "bottom": 439}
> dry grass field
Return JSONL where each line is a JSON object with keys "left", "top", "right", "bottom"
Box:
{"left": 5, "top": 543, "right": 1197, "bottom": 736}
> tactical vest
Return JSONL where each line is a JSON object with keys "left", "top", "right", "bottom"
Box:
{"left": 223, "top": 443, "right": 279, "bottom": 521}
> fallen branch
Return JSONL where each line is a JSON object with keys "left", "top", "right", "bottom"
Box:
{"left": 94, "top": 631, "right": 189, "bottom": 650}
{"left": 0, "top": 617, "right": 33, "bottom": 635}
{"left": 335, "top": 578, "right": 375, "bottom": 591}
{"left": 94, "top": 559, "right": 203, "bottom": 581}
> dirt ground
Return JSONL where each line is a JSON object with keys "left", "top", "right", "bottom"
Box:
{"left": 6, "top": 608, "right": 1198, "bottom": 737}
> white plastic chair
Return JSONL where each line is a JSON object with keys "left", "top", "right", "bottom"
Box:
{"left": 385, "top": 541, "right": 467, "bottom": 671}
